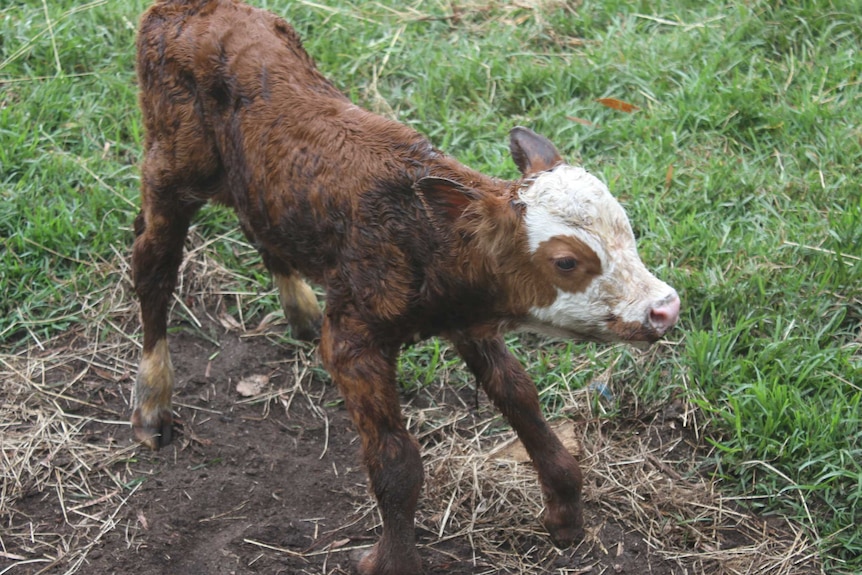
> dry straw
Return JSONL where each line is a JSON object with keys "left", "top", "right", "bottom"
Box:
{"left": 402, "top": 397, "right": 821, "bottom": 575}
{"left": 2, "top": 231, "right": 821, "bottom": 575}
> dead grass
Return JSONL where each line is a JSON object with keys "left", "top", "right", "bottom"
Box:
{"left": 0, "top": 238, "right": 822, "bottom": 574}
{"left": 0, "top": 335, "right": 137, "bottom": 574}
{"left": 403, "top": 396, "right": 821, "bottom": 575}
{"left": 0, "top": 228, "right": 246, "bottom": 574}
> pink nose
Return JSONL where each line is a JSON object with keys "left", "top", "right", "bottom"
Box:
{"left": 648, "top": 291, "right": 680, "bottom": 335}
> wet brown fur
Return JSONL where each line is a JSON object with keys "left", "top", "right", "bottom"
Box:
{"left": 132, "top": 1, "right": 585, "bottom": 573}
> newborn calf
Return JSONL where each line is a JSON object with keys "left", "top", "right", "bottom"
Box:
{"left": 132, "top": 1, "right": 680, "bottom": 573}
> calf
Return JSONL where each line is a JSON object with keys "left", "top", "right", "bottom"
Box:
{"left": 132, "top": 1, "right": 680, "bottom": 573}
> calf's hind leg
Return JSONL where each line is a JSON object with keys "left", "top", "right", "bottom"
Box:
{"left": 244, "top": 243, "right": 322, "bottom": 342}
{"left": 274, "top": 272, "right": 322, "bottom": 341}
{"left": 131, "top": 190, "right": 201, "bottom": 450}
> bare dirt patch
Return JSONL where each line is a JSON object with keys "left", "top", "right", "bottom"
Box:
{"left": 1, "top": 243, "right": 820, "bottom": 575}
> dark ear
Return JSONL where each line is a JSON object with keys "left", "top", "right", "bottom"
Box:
{"left": 415, "top": 177, "right": 480, "bottom": 222}
{"left": 509, "top": 126, "right": 563, "bottom": 175}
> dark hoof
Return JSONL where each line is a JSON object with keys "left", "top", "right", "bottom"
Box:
{"left": 131, "top": 407, "right": 174, "bottom": 450}
{"left": 546, "top": 522, "right": 585, "bottom": 548}
{"left": 350, "top": 543, "right": 422, "bottom": 575}
{"left": 350, "top": 548, "right": 374, "bottom": 575}
{"left": 291, "top": 316, "right": 322, "bottom": 342}
{"left": 543, "top": 504, "right": 585, "bottom": 548}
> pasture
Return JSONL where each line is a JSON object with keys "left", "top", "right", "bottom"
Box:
{"left": 1, "top": 0, "right": 859, "bottom": 573}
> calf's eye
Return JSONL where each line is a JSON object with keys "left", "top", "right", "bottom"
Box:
{"left": 555, "top": 257, "right": 578, "bottom": 272}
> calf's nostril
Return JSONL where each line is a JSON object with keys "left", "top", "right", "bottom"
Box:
{"left": 648, "top": 292, "right": 680, "bottom": 333}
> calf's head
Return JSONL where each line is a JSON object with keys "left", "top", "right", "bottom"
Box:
{"left": 419, "top": 127, "right": 679, "bottom": 344}
{"left": 509, "top": 127, "right": 679, "bottom": 344}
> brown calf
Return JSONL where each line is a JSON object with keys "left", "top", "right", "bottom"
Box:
{"left": 132, "top": 1, "right": 680, "bottom": 573}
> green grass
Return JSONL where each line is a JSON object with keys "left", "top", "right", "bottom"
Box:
{"left": 2, "top": 0, "right": 860, "bottom": 571}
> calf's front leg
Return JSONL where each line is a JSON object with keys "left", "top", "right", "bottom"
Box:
{"left": 454, "top": 335, "right": 585, "bottom": 547}
{"left": 319, "top": 315, "right": 424, "bottom": 575}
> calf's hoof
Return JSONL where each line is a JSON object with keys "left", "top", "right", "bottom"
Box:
{"left": 543, "top": 503, "right": 585, "bottom": 548}
{"left": 351, "top": 544, "right": 422, "bottom": 575}
{"left": 131, "top": 407, "right": 174, "bottom": 450}
{"left": 291, "top": 315, "right": 322, "bottom": 342}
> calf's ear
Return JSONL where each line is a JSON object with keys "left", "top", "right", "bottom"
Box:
{"left": 415, "top": 177, "right": 480, "bottom": 222}
{"left": 509, "top": 126, "right": 563, "bottom": 175}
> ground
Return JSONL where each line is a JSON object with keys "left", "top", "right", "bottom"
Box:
{"left": 2, "top": 313, "right": 819, "bottom": 575}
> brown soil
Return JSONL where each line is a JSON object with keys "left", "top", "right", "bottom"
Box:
{"left": 2, "top": 317, "right": 818, "bottom": 575}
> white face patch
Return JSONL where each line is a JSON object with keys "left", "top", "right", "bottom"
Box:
{"left": 518, "top": 166, "right": 677, "bottom": 343}
{"left": 520, "top": 166, "right": 633, "bottom": 252}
